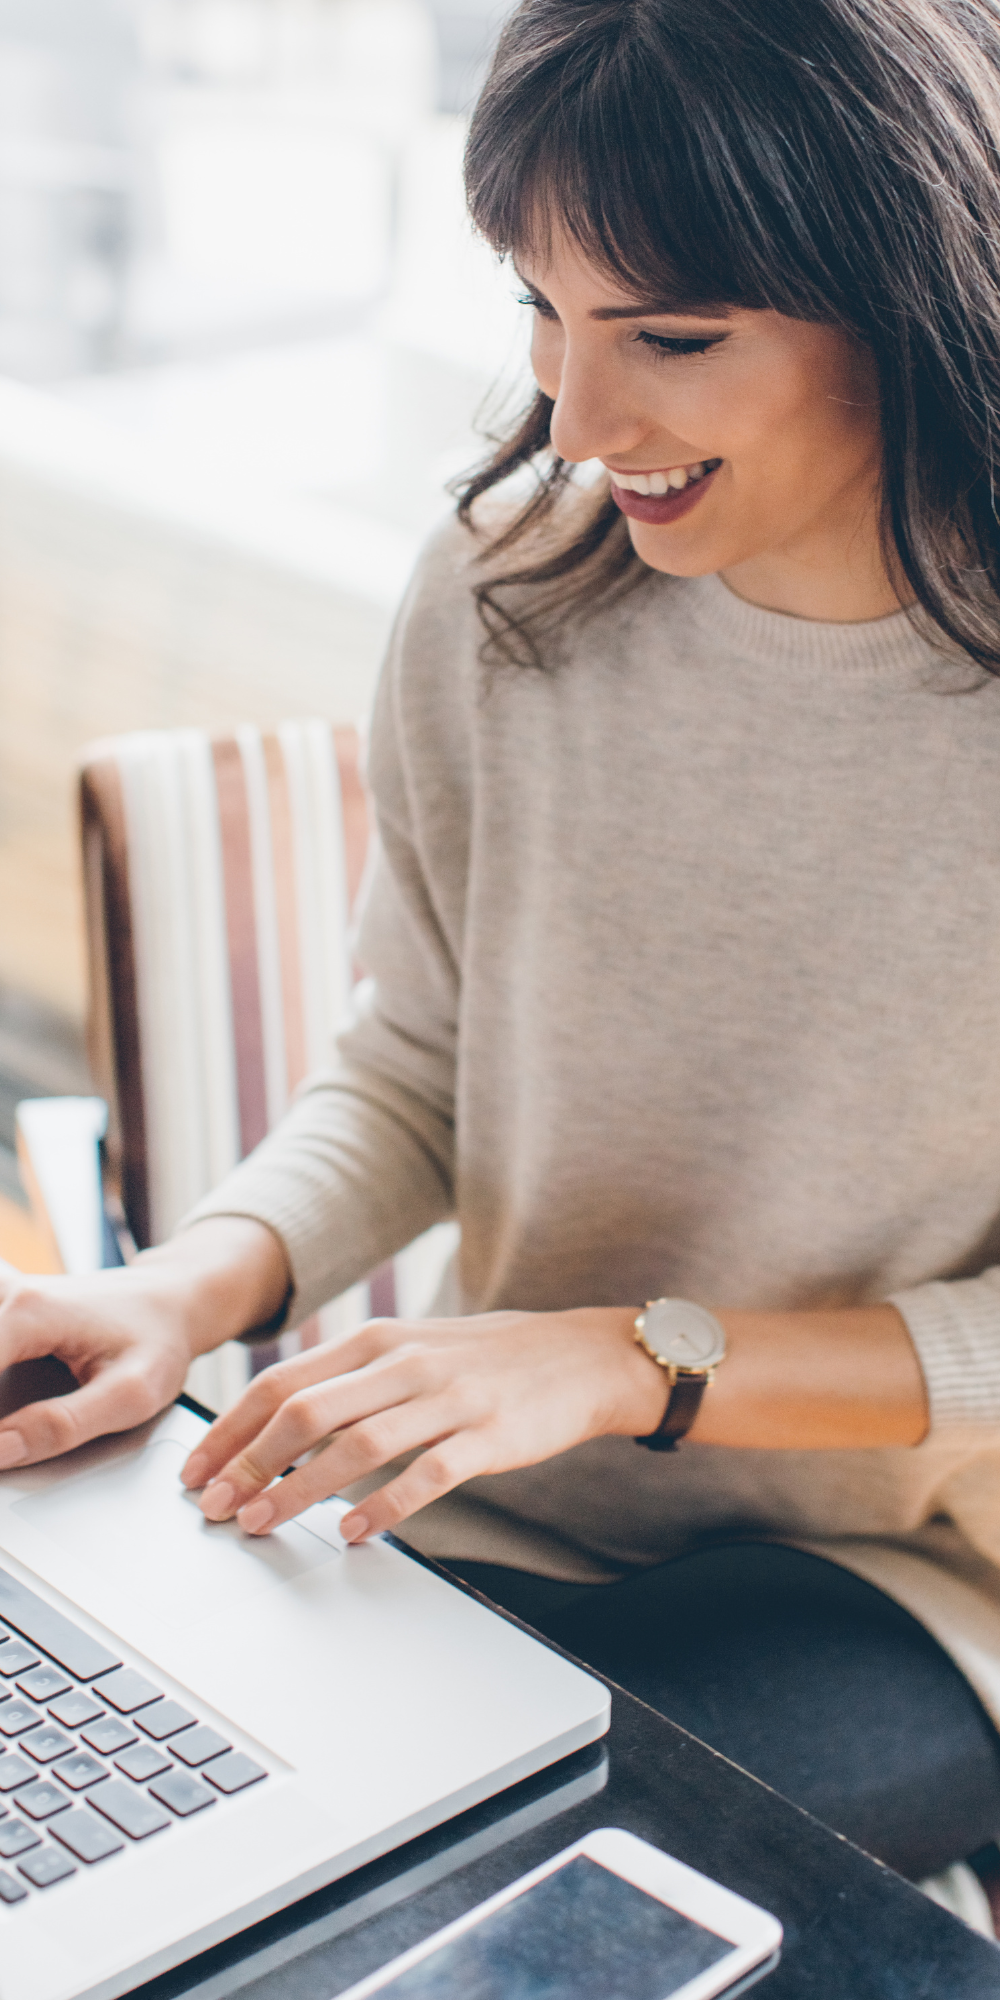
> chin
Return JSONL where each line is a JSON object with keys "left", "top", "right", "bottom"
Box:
{"left": 625, "top": 519, "right": 730, "bottom": 577}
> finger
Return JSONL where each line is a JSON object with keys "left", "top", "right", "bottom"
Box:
{"left": 338, "top": 1429, "right": 489, "bottom": 1541}
{"left": 195, "top": 1354, "right": 433, "bottom": 1519}
{"left": 234, "top": 1394, "right": 462, "bottom": 1535}
{"left": 180, "top": 1320, "right": 412, "bottom": 1489}
{"left": 0, "top": 1357, "right": 175, "bottom": 1469}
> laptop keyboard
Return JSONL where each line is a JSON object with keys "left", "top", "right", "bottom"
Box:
{"left": 0, "top": 1563, "right": 266, "bottom": 1906}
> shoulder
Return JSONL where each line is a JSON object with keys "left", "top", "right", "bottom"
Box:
{"left": 366, "top": 514, "right": 484, "bottom": 814}
{"left": 398, "top": 508, "right": 490, "bottom": 624}
{"left": 376, "top": 492, "right": 691, "bottom": 732}
{"left": 380, "top": 513, "right": 484, "bottom": 701}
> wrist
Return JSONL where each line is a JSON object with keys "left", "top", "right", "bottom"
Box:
{"left": 137, "top": 1217, "right": 292, "bottom": 1359}
{"left": 600, "top": 1306, "right": 674, "bottom": 1436}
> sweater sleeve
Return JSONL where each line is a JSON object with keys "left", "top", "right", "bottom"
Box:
{"left": 889, "top": 1271, "right": 1000, "bottom": 1431}
{"left": 179, "top": 522, "right": 477, "bottom": 1325}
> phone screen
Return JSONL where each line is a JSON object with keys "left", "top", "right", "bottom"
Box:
{"left": 369, "top": 1854, "right": 734, "bottom": 1999}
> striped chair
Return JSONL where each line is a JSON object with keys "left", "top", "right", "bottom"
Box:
{"left": 68, "top": 720, "right": 454, "bottom": 1413}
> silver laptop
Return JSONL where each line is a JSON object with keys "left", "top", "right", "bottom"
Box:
{"left": 0, "top": 1399, "right": 609, "bottom": 2000}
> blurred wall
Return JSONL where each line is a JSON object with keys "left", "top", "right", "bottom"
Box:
{"left": 0, "top": 0, "right": 136, "bottom": 377}
{"left": 0, "top": 1, "right": 520, "bottom": 1022}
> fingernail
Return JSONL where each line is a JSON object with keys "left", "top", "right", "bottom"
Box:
{"left": 199, "top": 1480, "right": 236, "bottom": 1521}
{"left": 341, "top": 1514, "right": 369, "bottom": 1544}
{"left": 238, "top": 1497, "right": 275, "bottom": 1535}
{"left": 182, "top": 1452, "right": 208, "bottom": 1489}
{"left": 0, "top": 1433, "right": 27, "bottom": 1470}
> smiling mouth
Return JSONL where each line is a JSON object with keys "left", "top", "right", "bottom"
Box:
{"left": 607, "top": 458, "right": 723, "bottom": 525}
{"left": 607, "top": 458, "right": 722, "bottom": 495}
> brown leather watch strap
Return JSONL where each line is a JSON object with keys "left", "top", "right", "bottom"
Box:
{"left": 639, "top": 1372, "right": 709, "bottom": 1452}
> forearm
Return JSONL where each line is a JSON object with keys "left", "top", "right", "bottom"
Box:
{"left": 141, "top": 1218, "right": 292, "bottom": 1358}
{"left": 685, "top": 1302, "right": 928, "bottom": 1449}
{"left": 180, "top": 1061, "right": 454, "bottom": 1326}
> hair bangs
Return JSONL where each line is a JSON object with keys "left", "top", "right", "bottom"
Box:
{"left": 466, "top": 22, "right": 771, "bottom": 317}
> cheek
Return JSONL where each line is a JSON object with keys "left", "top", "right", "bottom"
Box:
{"left": 645, "top": 364, "right": 770, "bottom": 461}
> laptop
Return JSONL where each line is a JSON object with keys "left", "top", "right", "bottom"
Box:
{"left": 0, "top": 1395, "right": 610, "bottom": 2000}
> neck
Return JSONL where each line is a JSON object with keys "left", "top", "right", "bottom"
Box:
{"left": 719, "top": 565, "right": 909, "bottom": 623}
{"left": 719, "top": 489, "right": 913, "bottom": 623}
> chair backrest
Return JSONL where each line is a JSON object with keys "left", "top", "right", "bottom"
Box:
{"left": 79, "top": 720, "right": 369, "bottom": 1256}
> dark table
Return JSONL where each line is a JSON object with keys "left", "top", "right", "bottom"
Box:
{"left": 130, "top": 1558, "right": 1000, "bottom": 2000}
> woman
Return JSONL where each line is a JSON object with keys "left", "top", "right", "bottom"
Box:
{"left": 5, "top": 0, "right": 1000, "bottom": 1893}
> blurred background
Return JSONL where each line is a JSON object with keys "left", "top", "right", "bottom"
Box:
{"left": 0, "top": 0, "right": 527, "bottom": 1211}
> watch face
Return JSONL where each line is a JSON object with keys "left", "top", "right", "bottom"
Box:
{"left": 642, "top": 1301, "right": 727, "bottom": 1372}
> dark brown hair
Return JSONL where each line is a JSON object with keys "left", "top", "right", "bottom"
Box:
{"left": 459, "top": 0, "right": 1000, "bottom": 670}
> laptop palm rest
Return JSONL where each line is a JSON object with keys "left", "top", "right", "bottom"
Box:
{"left": 13, "top": 1440, "right": 339, "bottom": 1626}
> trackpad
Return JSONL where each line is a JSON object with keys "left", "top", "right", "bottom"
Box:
{"left": 14, "top": 1440, "right": 338, "bottom": 1626}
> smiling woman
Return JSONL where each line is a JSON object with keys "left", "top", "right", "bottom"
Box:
{"left": 8, "top": 0, "right": 1000, "bottom": 1911}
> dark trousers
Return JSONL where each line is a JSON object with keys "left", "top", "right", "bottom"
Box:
{"left": 446, "top": 1543, "right": 1000, "bottom": 1882}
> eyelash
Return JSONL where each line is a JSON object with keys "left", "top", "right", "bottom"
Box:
{"left": 515, "top": 296, "right": 722, "bottom": 359}
{"left": 635, "top": 331, "right": 721, "bottom": 358}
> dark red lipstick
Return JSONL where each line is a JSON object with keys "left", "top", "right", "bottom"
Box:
{"left": 610, "top": 461, "right": 722, "bottom": 525}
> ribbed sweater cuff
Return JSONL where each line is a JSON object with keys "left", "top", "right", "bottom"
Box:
{"left": 889, "top": 1273, "right": 1000, "bottom": 1428}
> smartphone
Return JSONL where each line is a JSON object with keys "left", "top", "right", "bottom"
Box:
{"left": 335, "top": 1826, "right": 783, "bottom": 2000}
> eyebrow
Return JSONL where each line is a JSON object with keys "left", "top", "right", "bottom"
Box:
{"left": 512, "top": 266, "right": 735, "bottom": 324}
{"left": 588, "top": 302, "right": 734, "bottom": 323}
{"left": 512, "top": 272, "right": 733, "bottom": 324}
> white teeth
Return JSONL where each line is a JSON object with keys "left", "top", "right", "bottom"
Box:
{"left": 610, "top": 462, "right": 713, "bottom": 492}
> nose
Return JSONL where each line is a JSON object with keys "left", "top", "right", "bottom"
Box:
{"left": 548, "top": 345, "right": 647, "bottom": 468}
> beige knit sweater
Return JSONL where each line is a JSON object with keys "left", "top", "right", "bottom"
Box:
{"left": 190, "top": 516, "right": 1000, "bottom": 1726}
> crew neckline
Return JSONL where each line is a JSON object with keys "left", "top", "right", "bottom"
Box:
{"left": 679, "top": 570, "right": 952, "bottom": 678}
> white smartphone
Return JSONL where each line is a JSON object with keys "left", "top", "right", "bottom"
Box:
{"left": 335, "top": 1826, "right": 783, "bottom": 2000}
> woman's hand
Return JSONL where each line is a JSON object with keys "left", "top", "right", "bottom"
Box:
{"left": 0, "top": 1218, "right": 291, "bottom": 1467}
{"left": 182, "top": 1307, "right": 666, "bottom": 1542}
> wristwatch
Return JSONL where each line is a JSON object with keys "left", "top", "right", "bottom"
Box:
{"left": 633, "top": 1298, "right": 727, "bottom": 1451}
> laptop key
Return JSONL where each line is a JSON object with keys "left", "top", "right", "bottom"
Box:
{"left": 0, "top": 1701, "right": 40, "bottom": 1736}
{"left": 0, "top": 1819, "right": 40, "bottom": 1857}
{"left": 171, "top": 1727, "right": 230, "bottom": 1767}
{"left": 81, "top": 1717, "right": 137, "bottom": 1756}
{"left": 17, "top": 1780, "right": 70, "bottom": 1820}
{"left": 149, "top": 1770, "right": 216, "bottom": 1817}
{"left": 92, "top": 1669, "right": 161, "bottom": 1714}
{"left": 137, "top": 1700, "right": 197, "bottom": 1740}
{"left": 0, "top": 1753, "right": 36, "bottom": 1791}
{"left": 48, "top": 1691, "right": 104, "bottom": 1729}
{"left": 18, "top": 1846, "right": 76, "bottom": 1888}
{"left": 24, "top": 1727, "right": 75, "bottom": 1765}
{"left": 114, "top": 1743, "right": 172, "bottom": 1783}
{"left": 203, "top": 1752, "right": 267, "bottom": 1795}
{"left": 51, "top": 1809, "right": 124, "bottom": 1864}
{"left": 16, "top": 1666, "right": 71, "bottom": 1703}
{"left": 87, "top": 1780, "right": 171, "bottom": 1840}
{"left": 0, "top": 1866, "right": 28, "bottom": 1902}
{"left": 53, "top": 1752, "right": 108, "bottom": 1792}
{"left": 0, "top": 1643, "right": 40, "bottom": 1678}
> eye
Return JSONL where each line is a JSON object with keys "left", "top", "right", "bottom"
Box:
{"left": 636, "top": 331, "right": 727, "bottom": 358}
{"left": 516, "top": 291, "right": 559, "bottom": 321}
